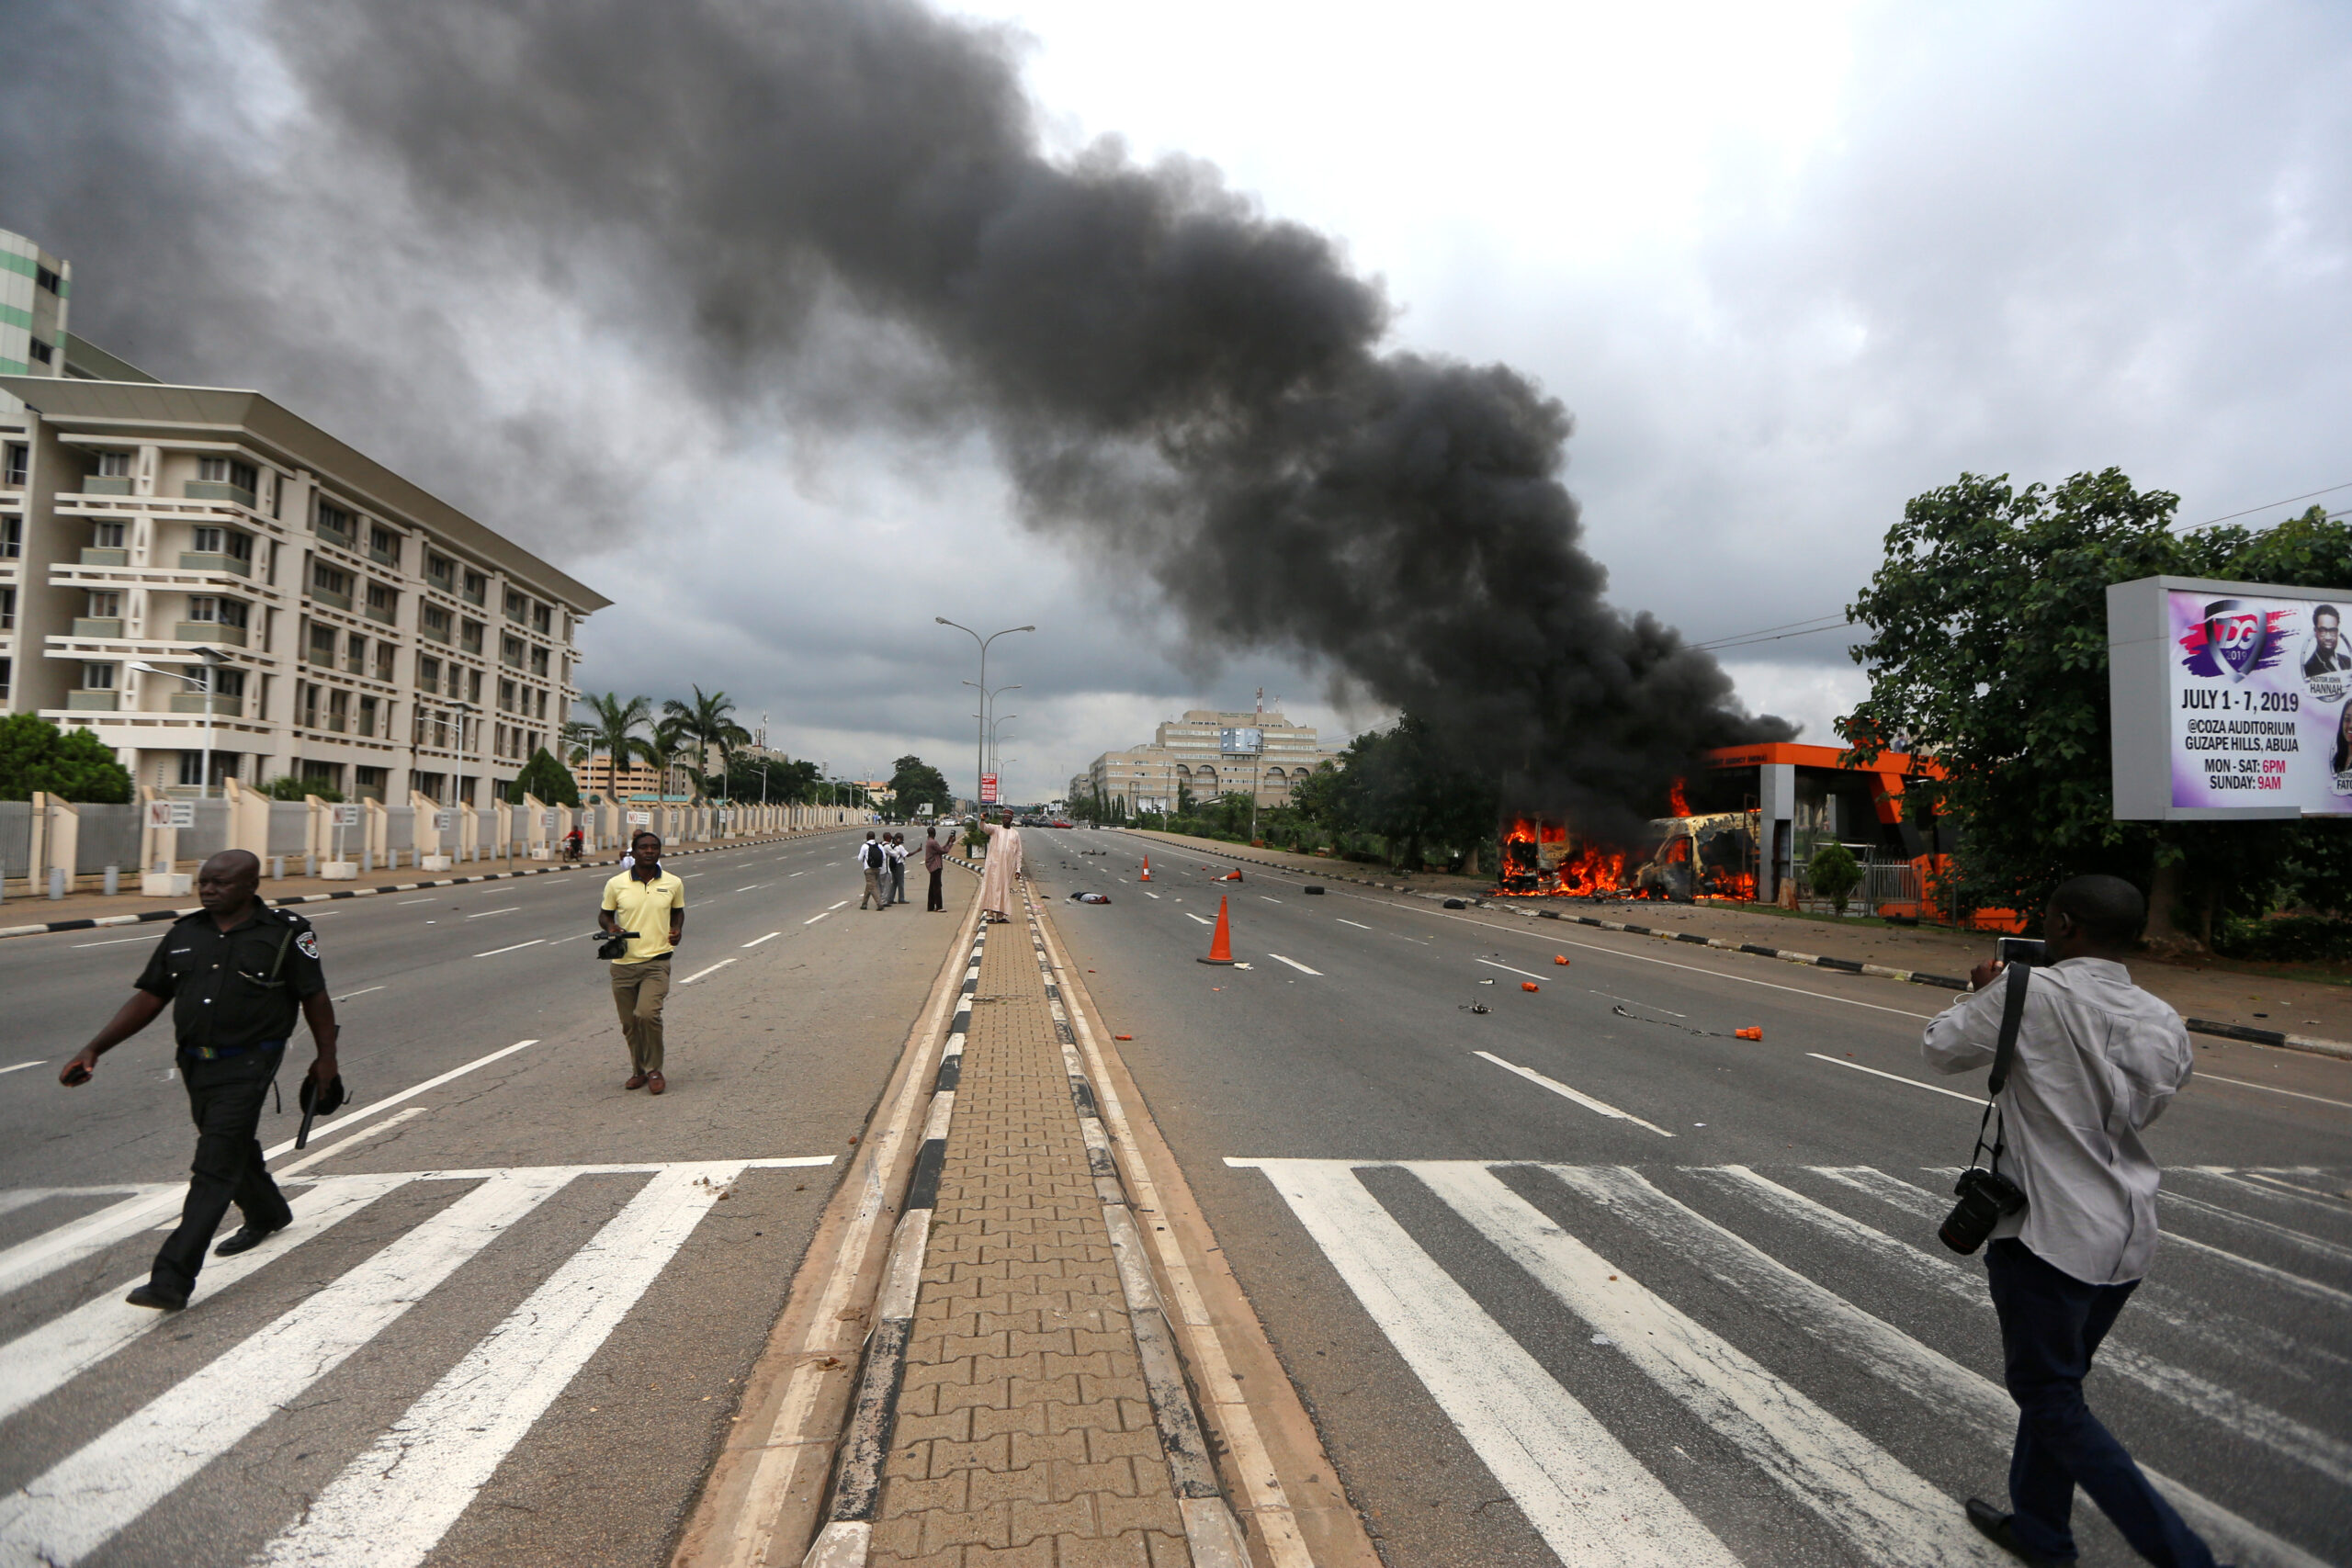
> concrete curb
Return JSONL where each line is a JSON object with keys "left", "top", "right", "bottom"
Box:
{"left": 0, "top": 827, "right": 858, "bottom": 942}
{"left": 1134, "top": 835, "right": 2352, "bottom": 1065}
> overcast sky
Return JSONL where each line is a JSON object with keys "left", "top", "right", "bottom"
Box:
{"left": 12, "top": 1, "right": 2349, "bottom": 802}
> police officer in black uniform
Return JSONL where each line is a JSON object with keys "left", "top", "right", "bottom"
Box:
{"left": 58, "top": 848, "right": 338, "bottom": 1311}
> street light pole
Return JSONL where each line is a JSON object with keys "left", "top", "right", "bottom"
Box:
{"left": 936, "top": 619, "right": 1034, "bottom": 808}
{"left": 131, "top": 649, "right": 226, "bottom": 797}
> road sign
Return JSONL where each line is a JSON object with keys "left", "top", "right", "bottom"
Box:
{"left": 980, "top": 773, "right": 1000, "bottom": 804}
{"left": 628, "top": 810, "right": 652, "bottom": 827}
{"left": 543, "top": 810, "right": 560, "bottom": 831}
{"left": 145, "top": 800, "right": 195, "bottom": 829}
{"left": 332, "top": 805, "right": 361, "bottom": 829}
{"left": 434, "top": 810, "right": 455, "bottom": 831}
{"left": 918, "top": 803, "right": 933, "bottom": 816}
{"left": 1219, "top": 728, "right": 1264, "bottom": 756}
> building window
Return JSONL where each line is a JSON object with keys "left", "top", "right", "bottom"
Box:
{"left": 422, "top": 604, "right": 452, "bottom": 642}
{"left": 344, "top": 635, "right": 367, "bottom": 675}
{"left": 93, "top": 520, "right": 126, "bottom": 548}
{"left": 328, "top": 689, "right": 349, "bottom": 733}
{"left": 96, "top": 451, "right": 130, "bottom": 477}
{"left": 368, "top": 525, "right": 401, "bottom": 567}
{"left": 418, "top": 654, "right": 441, "bottom": 694}
{"left": 365, "top": 581, "right": 398, "bottom": 622}
{"left": 460, "top": 618, "right": 484, "bottom": 653}
{"left": 357, "top": 695, "right": 379, "bottom": 738}
{"left": 300, "top": 682, "right": 320, "bottom": 728}
{"left": 467, "top": 668, "right": 483, "bottom": 704}
{"left": 316, "top": 499, "right": 356, "bottom": 541}
{"left": 500, "top": 635, "right": 525, "bottom": 669}
{"left": 35, "top": 265, "right": 61, "bottom": 294}
{"left": 198, "top": 456, "right": 258, "bottom": 491}
{"left": 82, "top": 661, "right": 116, "bottom": 690}
{"left": 0, "top": 657, "right": 10, "bottom": 699}
{"left": 532, "top": 603, "right": 551, "bottom": 635}
{"left": 425, "top": 552, "right": 456, "bottom": 591}
{"left": 374, "top": 640, "right": 395, "bottom": 682}
{"left": 503, "top": 589, "right": 528, "bottom": 625}
{"left": 0, "top": 517, "right": 18, "bottom": 557}
{"left": 190, "top": 525, "right": 252, "bottom": 560}
{"left": 462, "top": 569, "right": 486, "bottom": 605}
{"left": 85, "top": 590, "right": 122, "bottom": 618}
{"left": 354, "top": 765, "right": 386, "bottom": 801}
{"left": 27, "top": 339, "right": 51, "bottom": 365}
{"left": 300, "top": 760, "right": 340, "bottom": 792}
{"left": 529, "top": 646, "right": 549, "bottom": 677}
{"left": 187, "top": 596, "right": 250, "bottom": 628}
{"left": 0, "top": 587, "right": 13, "bottom": 630}
{"left": 307, "top": 623, "right": 336, "bottom": 666}
{"left": 3, "top": 446, "right": 24, "bottom": 486}
{"left": 312, "top": 562, "right": 351, "bottom": 600}
{"left": 498, "top": 678, "right": 517, "bottom": 714}
{"left": 535, "top": 688, "right": 548, "bottom": 719}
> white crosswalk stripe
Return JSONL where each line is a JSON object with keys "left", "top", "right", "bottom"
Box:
{"left": 0, "top": 1157, "right": 831, "bottom": 1568}
{"left": 1231, "top": 1158, "right": 2344, "bottom": 1568}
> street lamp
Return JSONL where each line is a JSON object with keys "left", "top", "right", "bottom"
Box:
{"left": 936, "top": 618, "right": 1034, "bottom": 808}
{"left": 987, "top": 714, "right": 1018, "bottom": 780}
{"left": 131, "top": 647, "right": 229, "bottom": 797}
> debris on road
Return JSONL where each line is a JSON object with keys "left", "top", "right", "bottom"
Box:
{"left": 1555, "top": 954, "right": 1570, "bottom": 964}
{"left": 1068, "top": 891, "right": 1113, "bottom": 903}
{"left": 1521, "top": 981, "right": 1540, "bottom": 992}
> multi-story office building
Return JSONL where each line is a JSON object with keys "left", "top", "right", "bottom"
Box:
{"left": 0, "top": 315, "right": 608, "bottom": 805}
{"left": 571, "top": 753, "right": 687, "bottom": 801}
{"left": 1078, "top": 706, "right": 1344, "bottom": 814}
{"left": 0, "top": 233, "right": 70, "bottom": 386}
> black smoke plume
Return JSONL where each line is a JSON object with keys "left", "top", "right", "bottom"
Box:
{"left": 6, "top": 0, "right": 1791, "bottom": 827}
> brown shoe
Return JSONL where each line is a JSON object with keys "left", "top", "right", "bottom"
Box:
{"left": 624, "top": 1071, "right": 649, "bottom": 1090}
{"left": 647, "top": 1072, "right": 666, "bottom": 1096}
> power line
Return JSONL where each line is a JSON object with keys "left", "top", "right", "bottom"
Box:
{"left": 1695, "top": 620, "right": 1857, "bottom": 654}
{"left": 2172, "top": 479, "right": 2352, "bottom": 531}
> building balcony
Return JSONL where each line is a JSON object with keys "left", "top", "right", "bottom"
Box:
{"left": 170, "top": 693, "right": 243, "bottom": 716}
{"left": 364, "top": 600, "right": 396, "bottom": 625}
{"left": 421, "top": 621, "right": 451, "bottom": 645}
{"left": 183, "top": 479, "right": 256, "bottom": 508}
{"left": 368, "top": 545, "right": 400, "bottom": 567}
{"left": 174, "top": 621, "right": 248, "bottom": 648}
{"left": 80, "top": 547, "right": 129, "bottom": 567}
{"left": 316, "top": 527, "right": 356, "bottom": 552}
{"left": 178, "top": 550, "right": 252, "bottom": 577}
{"left": 67, "top": 691, "right": 119, "bottom": 711}
{"left": 71, "top": 617, "right": 125, "bottom": 637}
{"left": 462, "top": 587, "right": 485, "bottom": 606}
{"left": 311, "top": 587, "right": 352, "bottom": 611}
{"left": 84, "top": 476, "right": 133, "bottom": 495}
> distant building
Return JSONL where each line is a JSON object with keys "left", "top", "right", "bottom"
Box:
{"left": 571, "top": 753, "right": 688, "bottom": 800}
{"left": 0, "top": 228, "right": 610, "bottom": 804}
{"left": 1079, "top": 705, "right": 1344, "bottom": 814}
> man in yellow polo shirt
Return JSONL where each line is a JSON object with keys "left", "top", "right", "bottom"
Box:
{"left": 601, "top": 830, "right": 687, "bottom": 1095}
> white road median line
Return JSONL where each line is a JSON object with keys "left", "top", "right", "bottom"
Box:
{"left": 742, "top": 931, "right": 782, "bottom": 948}
{"left": 0, "top": 1171, "right": 574, "bottom": 1566}
{"left": 1238, "top": 1159, "right": 1736, "bottom": 1568}
{"left": 1184, "top": 912, "right": 1214, "bottom": 926}
{"left": 1476, "top": 957, "right": 1548, "bottom": 982}
{"left": 678, "top": 958, "right": 737, "bottom": 986}
{"left": 252, "top": 1164, "right": 740, "bottom": 1568}
{"left": 805, "top": 911, "right": 831, "bottom": 925}
{"left": 1266, "top": 953, "right": 1323, "bottom": 976}
{"left": 333, "top": 985, "right": 386, "bottom": 1002}
{"left": 1804, "top": 1052, "right": 1984, "bottom": 1104}
{"left": 1143, "top": 890, "right": 1160, "bottom": 899}
{"left": 787, "top": 870, "right": 805, "bottom": 876}
{"left": 1, "top": 1061, "right": 44, "bottom": 1076}
{"left": 1548, "top": 1165, "right": 2327, "bottom": 1568}
{"left": 0, "top": 1173, "right": 413, "bottom": 1425}
{"left": 2200, "top": 1075, "right": 2352, "bottom": 1109}
{"left": 472, "top": 939, "right": 546, "bottom": 958}
{"left": 1473, "top": 1051, "right": 1675, "bottom": 1136}
{"left": 828, "top": 899, "right": 849, "bottom": 910}
{"left": 463, "top": 906, "right": 520, "bottom": 919}
{"left": 1336, "top": 919, "right": 1371, "bottom": 930}
{"left": 1413, "top": 1163, "right": 2002, "bottom": 1568}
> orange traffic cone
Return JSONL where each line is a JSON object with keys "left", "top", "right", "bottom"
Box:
{"left": 1197, "top": 896, "right": 1236, "bottom": 965}
{"left": 1139, "top": 856, "right": 1152, "bottom": 882}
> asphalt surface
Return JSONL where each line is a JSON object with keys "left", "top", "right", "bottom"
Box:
{"left": 1027, "top": 829, "right": 2352, "bottom": 1568}
{"left": 0, "top": 828, "right": 969, "bottom": 1568}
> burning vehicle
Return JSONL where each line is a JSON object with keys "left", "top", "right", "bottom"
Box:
{"left": 1627, "top": 810, "right": 1759, "bottom": 902}
{"left": 1494, "top": 794, "right": 1758, "bottom": 904}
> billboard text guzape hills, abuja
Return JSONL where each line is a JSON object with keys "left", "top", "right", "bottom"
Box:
{"left": 2109, "top": 575, "right": 2352, "bottom": 819}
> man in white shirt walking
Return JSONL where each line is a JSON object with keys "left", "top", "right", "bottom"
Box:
{"left": 857, "top": 831, "right": 889, "bottom": 910}
{"left": 1922, "top": 875, "right": 2214, "bottom": 1568}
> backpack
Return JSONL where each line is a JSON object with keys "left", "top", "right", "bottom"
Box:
{"left": 863, "top": 840, "right": 884, "bottom": 870}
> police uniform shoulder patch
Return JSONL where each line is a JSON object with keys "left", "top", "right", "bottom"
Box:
{"left": 297, "top": 930, "right": 321, "bottom": 960}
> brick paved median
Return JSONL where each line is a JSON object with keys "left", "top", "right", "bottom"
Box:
{"left": 870, "top": 915, "right": 1191, "bottom": 1567}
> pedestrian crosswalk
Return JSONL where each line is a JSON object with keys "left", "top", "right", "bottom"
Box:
{"left": 0, "top": 1157, "right": 831, "bottom": 1568}
{"left": 1233, "top": 1158, "right": 2350, "bottom": 1568}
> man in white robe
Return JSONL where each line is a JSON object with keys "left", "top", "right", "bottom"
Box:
{"left": 978, "top": 815, "right": 1023, "bottom": 922}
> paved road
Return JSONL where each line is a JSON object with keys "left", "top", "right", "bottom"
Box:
{"left": 0, "top": 829, "right": 967, "bottom": 1568}
{"left": 1026, "top": 829, "right": 2352, "bottom": 1568}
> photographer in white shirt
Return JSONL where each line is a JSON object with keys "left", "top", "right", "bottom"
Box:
{"left": 1922, "top": 874, "right": 2211, "bottom": 1568}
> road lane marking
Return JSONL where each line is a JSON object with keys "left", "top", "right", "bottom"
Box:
{"left": 0, "top": 1173, "right": 576, "bottom": 1565}
{"left": 1266, "top": 953, "right": 1322, "bottom": 976}
{"left": 1544, "top": 1165, "right": 2314, "bottom": 1568}
{"left": 1336, "top": 918, "right": 1372, "bottom": 929}
{"left": 473, "top": 939, "right": 547, "bottom": 958}
{"left": 678, "top": 958, "right": 737, "bottom": 986}
{"left": 805, "top": 912, "right": 831, "bottom": 925}
{"left": 250, "top": 1164, "right": 747, "bottom": 1568}
{"left": 829, "top": 900, "right": 849, "bottom": 910}
{"left": 2199, "top": 1075, "right": 2352, "bottom": 1111}
{"left": 1589, "top": 989, "right": 1686, "bottom": 1017}
{"left": 1184, "top": 912, "right": 1213, "bottom": 926}
{"left": 1804, "top": 1053, "right": 1982, "bottom": 1104}
{"left": 275, "top": 1107, "right": 430, "bottom": 1179}
{"left": 71, "top": 936, "right": 150, "bottom": 948}
{"left": 742, "top": 931, "right": 782, "bottom": 948}
{"left": 1473, "top": 1051, "right": 1674, "bottom": 1136}
{"left": 2, "top": 1061, "right": 45, "bottom": 1076}
{"left": 1259, "top": 896, "right": 1283, "bottom": 903}
{"left": 399, "top": 898, "right": 433, "bottom": 906}
{"left": 464, "top": 907, "right": 521, "bottom": 919}
{"left": 333, "top": 986, "right": 386, "bottom": 1002}
{"left": 0, "top": 1173, "right": 415, "bottom": 1427}
{"left": 787, "top": 871, "right": 806, "bottom": 877}
{"left": 1414, "top": 1163, "right": 1999, "bottom": 1566}
{"left": 1142, "top": 891, "right": 1160, "bottom": 899}
{"left": 1476, "top": 957, "right": 1547, "bottom": 982}
{"left": 1233, "top": 1160, "right": 1736, "bottom": 1567}
{"left": 736, "top": 884, "right": 764, "bottom": 891}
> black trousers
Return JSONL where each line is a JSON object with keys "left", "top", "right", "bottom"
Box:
{"left": 1985, "top": 1238, "right": 2215, "bottom": 1567}
{"left": 927, "top": 867, "right": 944, "bottom": 910}
{"left": 153, "top": 1045, "right": 292, "bottom": 1297}
{"left": 890, "top": 863, "right": 907, "bottom": 903}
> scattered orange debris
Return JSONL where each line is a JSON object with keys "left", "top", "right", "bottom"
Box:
{"left": 1554, "top": 954, "right": 1570, "bottom": 965}
{"left": 1521, "top": 981, "right": 1541, "bottom": 992}
{"left": 1736, "top": 1026, "right": 1763, "bottom": 1041}
{"left": 1114, "top": 1034, "right": 1133, "bottom": 1041}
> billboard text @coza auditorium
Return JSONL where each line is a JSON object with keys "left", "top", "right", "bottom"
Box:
{"left": 2108, "top": 576, "right": 2352, "bottom": 819}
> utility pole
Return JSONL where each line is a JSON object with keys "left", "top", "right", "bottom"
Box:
{"left": 935, "top": 618, "right": 1033, "bottom": 808}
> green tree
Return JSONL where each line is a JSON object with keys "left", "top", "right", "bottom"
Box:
{"left": 261, "top": 774, "right": 343, "bottom": 803}
{"left": 662, "top": 686, "right": 751, "bottom": 800}
{"left": 574, "top": 693, "right": 655, "bottom": 797}
{"left": 888, "top": 754, "right": 955, "bottom": 820}
{"left": 1807, "top": 841, "right": 1862, "bottom": 917}
{"left": 1327, "top": 716, "right": 1496, "bottom": 870}
{"left": 506, "top": 747, "right": 582, "bottom": 807}
{"left": 0, "top": 714, "right": 132, "bottom": 802}
{"left": 640, "top": 717, "right": 694, "bottom": 800}
{"left": 1844, "top": 475, "right": 2352, "bottom": 938}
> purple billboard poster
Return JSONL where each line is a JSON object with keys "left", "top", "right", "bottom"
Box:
{"left": 2166, "top": 590, "right": 2352, "bottom": 813}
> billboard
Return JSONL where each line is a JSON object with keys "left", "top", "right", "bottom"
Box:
{"left": 1219, "top": 728, "right": 1263, "bottom": 756}
{"left": 980, "top": 773, "right": 999, "bottom": 804}
{"left": 2109, "top": 575, "right": 2352, "bottom": 818}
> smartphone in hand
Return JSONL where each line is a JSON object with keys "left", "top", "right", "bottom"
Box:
{"left": 60, "top": 1061, "right": 92, "bottom": 1086}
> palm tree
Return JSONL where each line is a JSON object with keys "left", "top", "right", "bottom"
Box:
{"left": 576, "top": 693, "right": 656, "bottom": 800}
{"left": 641, "top": 716, "right": 694, "bottom": 802}
{"left": 662, "top": 686, "right": 752, "bottom": 801}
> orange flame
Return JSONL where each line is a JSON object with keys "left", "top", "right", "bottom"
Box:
{"left": 1495, "top": 818, "right": 1629, "bottom": 898}
{"left": 1668, "top": 778, "right": 1690, "bottom": 817}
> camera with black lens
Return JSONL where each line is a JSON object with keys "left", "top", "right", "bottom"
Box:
{"left": 594, "top": 930, "right": 639, "bottom": 961}
{"left": 1939, "top": 1164, "right": 2026, "bottom": 1255}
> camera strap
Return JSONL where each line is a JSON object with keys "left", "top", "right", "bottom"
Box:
{"left": 1970, "top": 961, "right": 2033, "bottom": 1175}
